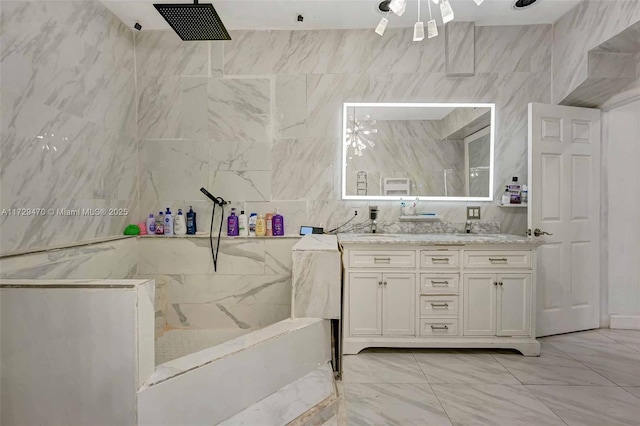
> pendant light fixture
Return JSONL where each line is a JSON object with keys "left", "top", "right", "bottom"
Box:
{"left": 413, "top": 0, "right": 424, "bottom": 41}
{"left": 427, "top": 0, "right": 438, "bottom": 38}
{"left": 375, "top": 0, "right": 475, "bottom": 40}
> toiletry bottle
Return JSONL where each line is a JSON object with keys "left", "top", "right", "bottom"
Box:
{"left": 156, "top": 211, "right": 164, "bottom": 235}
{"left": 521, "top": 185, "right": 528, "bottom": 204}
{"left": 186, "top": 206, "right": 196, "bottom": 235}
{"left": 238, "top": 210, "right": 248, "bottom": 236}
{"left": 256, "top": 214, "right": 266, "bottom": 237}
{"left": 248, "top": 213, "right": 257, "bottom": 236}
{"left": 227, "top": 208, "right": 239, "bottom": 236}
{"left": 508, "top": 177, "right": 522, "bottom": 204}
{"left": 164, "top": 208, "right": 174, "bottom": 236}
{"left": 273, "top": 208, "right": 284, "bottom": 236}
{"left": 174, "top": 209, "right": 186, "bottom": 235}
{"left": 147, "top": 213, "right": 156, "bottom": 235}
{"left": 501, "top": 186, "right": 510, "bottom": 205}
{"left": 265, "top": 212, "right": 274, "bottom": 237}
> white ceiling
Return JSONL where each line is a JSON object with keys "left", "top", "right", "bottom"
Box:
{"left": 101, "top": 0, "right": 582, "bottom": 32}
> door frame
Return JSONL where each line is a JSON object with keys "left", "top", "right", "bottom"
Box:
{"left": 600, "top": 87, "right": 640, "bottom": 328}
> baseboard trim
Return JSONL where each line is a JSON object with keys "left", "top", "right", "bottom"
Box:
{"left": 610, "top": 315, "right": 640, "bottom": 330}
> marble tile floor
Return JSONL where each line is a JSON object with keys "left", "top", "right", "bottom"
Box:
{"left": 341, "top": 329, "right": 640, "bottom": 425}
{"left": 155, "top": 328, "right": 253, "bottom": 365}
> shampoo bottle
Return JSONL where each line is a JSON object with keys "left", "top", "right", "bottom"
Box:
{"left": 186, "top": 206, "right": 197, "bottom": 234}
{"left": 273, "top": 208, "right": 284, "bottom": 236}
{"left": 164, "top": 208, "right": 174, "bottom": 236}
{"left": 256, "top": 214, "right": 266, "bottom": 237}
{"left": 174, "top": 209, "right": 186, "bottom": 235}
{"left": 227, "top": 208, "right": 239, "bottom": 236}
{"left": 238, "top": 210, "right": 248, "bottom": 236}
{"left": 147, "top": 213, "right": 156, "bottom": 235}
{"left": 248, "top": 213, "right": 257, "bottom": 236}
{"left": 265, "top": 212, "right": 274, "bottom": 237}
{"left": 155, "top": 211, "right": 164, "bottom": 235}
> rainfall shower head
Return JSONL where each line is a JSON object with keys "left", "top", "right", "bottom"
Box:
{"left": 154, "top": 1, "right": 231, "bottom": 41}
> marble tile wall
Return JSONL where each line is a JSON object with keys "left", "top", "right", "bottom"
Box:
{"left": 137, "top": 237, "right": 299, "bottom": 332}
{"left": 552, "top": 0, "right": 640, "bottom": 104}
{"left": 135, "top": 24, "right": 553, "bottom": 238}
{"left": 0, "top": 0, "right": 138, "bottom": 255}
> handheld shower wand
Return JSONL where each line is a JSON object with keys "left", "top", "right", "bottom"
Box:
{"left": 200, "top": 187, "right": 228, "bottom": 272}
{"left": 200, "top": 187, "right": 227, "bottom": 206}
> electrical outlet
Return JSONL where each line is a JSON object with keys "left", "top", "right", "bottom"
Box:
{"left": 467, "top": 206, "right": 481, "bottom": 220}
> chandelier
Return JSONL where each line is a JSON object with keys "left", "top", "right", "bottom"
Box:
{"left": 346, "top": 115, "right": 377, "bottom": 158}
{"left": 375, "top": 0, "right": 484, "bottom": 41}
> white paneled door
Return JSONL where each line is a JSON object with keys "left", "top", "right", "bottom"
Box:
{"left": 528, "top": 103, "right": 601, "bottom": 337}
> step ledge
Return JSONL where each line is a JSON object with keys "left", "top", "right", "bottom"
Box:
{"left": 220, "top": 363, "right": 336, "bottom": 426}
{"left": 143, "top": 318, "right": 323, "bottom": 388}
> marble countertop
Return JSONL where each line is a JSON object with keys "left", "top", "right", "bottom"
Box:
{"left": 337, "top": 233, "right": 543, "bottom": 246}
{"left": 292, "top": 234, "right": 339, "bottom": 251}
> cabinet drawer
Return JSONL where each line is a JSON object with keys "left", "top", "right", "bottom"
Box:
{"left": 349, "top": 250, "right": 416, "bottom": 268}
{"left": 420, "top": 274, "right": 459, "bottom": 294}
{"left": 463, "top": 251, "right": 531, "bottom": 269}
{"left": 420, "top": 296, "right": 459, "bottom": 317}
{"left": 420, "top": 251, "right": 460, "bottom": 269}
{"left": 419, "top": 319, "right": 459, "bottom": 337}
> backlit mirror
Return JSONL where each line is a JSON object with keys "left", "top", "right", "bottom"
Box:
{"left": 342, "top": 103, "right": 495, "bottom": 201}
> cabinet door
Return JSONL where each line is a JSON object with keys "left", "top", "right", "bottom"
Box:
{"left": 348, "top": 272, "right": 382, "bottom": 336}
{"left": 382, "top": 273, "right": 416, "bottom": 336}
{"left": 497, "top": 274, "right": 531, "bottom": 336}
{"left": 463, "top": 274, "right": 496, "bottom": 336}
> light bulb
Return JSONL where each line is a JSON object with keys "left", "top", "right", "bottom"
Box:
{"left": 413, "top": 22, "right": 425, "bottom": 41}
{"left": 375, "top": 17, "right": 388, "bottom": 36}
{"left": 473, "top": 0, "right": 484, "bottom": 4}
{"left": 431, "top": 0, "right": 440, "bottom": 4}
{"left": 427, "top": 19, "right": 438, "bottom": 38}
{"left": 396, "top": 0, "right": 407, "bottom": 16}
{"left": 440, "top": 0, "right": 454, "bottom": 23}
{"left": 389, "top": 0, "right": 406, "bottom": 15}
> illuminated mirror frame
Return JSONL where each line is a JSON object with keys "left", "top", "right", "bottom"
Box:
{"left": 342, "top": 102, "right": 495, "bottom": 201}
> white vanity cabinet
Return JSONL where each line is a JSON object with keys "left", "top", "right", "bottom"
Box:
{"left": 340, "top": 235, "right": 542, "bottom": 356}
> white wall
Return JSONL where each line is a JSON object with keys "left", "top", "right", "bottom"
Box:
{"left": 604, "top": 94, "right": 640, "bottom": 329}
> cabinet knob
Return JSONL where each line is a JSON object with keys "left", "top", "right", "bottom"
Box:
{"left": 383, "top": 281, "right": 388, "bottom": 286}
{"left": 494, "top": 281, "right": 498, "bottom": 286}
{"left": 499, "top": 282, "right": 503, "bottom": 286}
{"left": 378, "top": 281, "right": 382, "bottom": 286}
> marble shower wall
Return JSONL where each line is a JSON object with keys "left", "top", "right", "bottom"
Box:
{"left": 135, "top": 24, "right": 552, "bottom": 237}
{"left": 137, "top": 237, "right": 298, "bottom": 333}
{"left": 552, "top": 0, "right": 640, "bottom": 104}
{"left": 0, "top": 1, "right": 138, "bottom": 255}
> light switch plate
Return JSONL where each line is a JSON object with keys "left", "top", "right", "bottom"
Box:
{"left": 467, "top": 206, "right": 481, "bottom": 220}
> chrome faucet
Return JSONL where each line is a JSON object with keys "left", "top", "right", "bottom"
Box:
{"left": 465, "top": 221, "right": 472, "bottom": 234}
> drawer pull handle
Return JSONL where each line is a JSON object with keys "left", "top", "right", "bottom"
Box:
{"left": 431, "top": 258, "right": 450, "bottom": 263}
{"left": 431, "top": 325, "right": 449, "bottom": 330}
{"left": 374, "top": 257, "right": 391, "bottom": 263}
{"left": 430, "top": 280, "right": 449, "bottom": 286}
{"left": 431, "top": 303, "right": 449, "bottom": 308}
{"left": 489, "top": 257, "right": 508, "bottom": 263}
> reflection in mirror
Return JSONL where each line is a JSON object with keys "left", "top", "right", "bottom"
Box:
{"left": 342, "top": 103, "right": 494, "bottom": 201}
